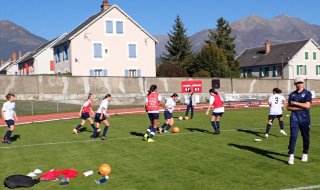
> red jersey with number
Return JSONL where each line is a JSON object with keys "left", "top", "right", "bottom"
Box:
{"left": 82, "top": 100, "right": 92, "bottom": 113}
{"left": 212, "top": 94, "right": 223, "bottom": 108}
{"left": 146, "top": 93, "right": 160, "bottom": 111}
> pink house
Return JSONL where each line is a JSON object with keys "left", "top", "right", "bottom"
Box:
{"left": 53, "top": 0, "right": 157, "bottom": 77}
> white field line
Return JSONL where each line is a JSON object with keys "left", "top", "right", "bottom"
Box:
{"left": 282, "top": 185, "right": 320, "bottom": 190}
{"left": 1, "top": 124, "right": 320, "bottom": 150}
{"left": 0, "top": 127, "right": 266, "bottom": 149}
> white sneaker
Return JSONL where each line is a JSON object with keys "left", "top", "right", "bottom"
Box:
{"left": 73, "top": 129, "right": 78, "bottom": 134}
{"left": 288, "top": 154, "right": 294, "bottom": 165}
{"left": 301, "top": 154, "right": 308, "bottom": 162}
{"left": 265, "top": 134, "right": 269, "bottom": 138}
{"left": 280, "top": 130, "right": 287, "bottom": 136}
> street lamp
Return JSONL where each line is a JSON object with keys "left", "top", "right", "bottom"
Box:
{"left": 281, "top": 53, "right": 286, "bottom": 79}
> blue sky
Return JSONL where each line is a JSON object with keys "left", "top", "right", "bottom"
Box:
{"left": 0, "top": 0, "right": 320, "bottom": 40}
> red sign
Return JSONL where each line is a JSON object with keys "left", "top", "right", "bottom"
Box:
{"left": 181, "top": 80, "right": 203, "bottom": 93}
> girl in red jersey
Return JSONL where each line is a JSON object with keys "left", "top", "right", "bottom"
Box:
{"left": 206, "top": 89, "right": 225, "bottom": 134}
{"left": 143, "top": 85, "right": 167, "bottom": 143}
{"left": 73, "top": 93, "right": 96, "bottom": 134}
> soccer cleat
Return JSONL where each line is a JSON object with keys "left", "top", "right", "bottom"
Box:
{"left": 143, "top": 134, "right": 148, "bottom": 141}
{"left": 265, "top": 134, "right": 269, "bottom": 138}
{"left": 288, "top": 154, "right": 294, "bottom": 165}
{"left": 163, "top": 130, "right": 170, "bottom": 134}
{"left": 73, "top": 129, "right": 78, "bottom": 134}
{"left": 101, "top": 136, "right": 106, "bottom": 140}
{"left": 301, "top": 154, "right": 308, "bottom": 162}
{"left": 280, "top": 130, "right": 287, "bottom": 136}
{"left": 97, "top": 128, "right": 101, "bottom": 133}
{"left": 91, "top": 138, "right": 96, "bottom": 142}
{"left": 4, "top": 139, "right": 12, "bottom": 144}
{"left": 147, "top": 138, "right": 155, "bottom": 143}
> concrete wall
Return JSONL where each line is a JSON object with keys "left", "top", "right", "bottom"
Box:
{"left": 0, "top": 76, "right": 319, "bottom": 104}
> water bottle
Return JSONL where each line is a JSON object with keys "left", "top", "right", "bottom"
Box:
{"left": 95, "top": 175, "right": 109, "bottom": 184}
{"left": 83, "top": 170, "right": 94, "bottom": 177}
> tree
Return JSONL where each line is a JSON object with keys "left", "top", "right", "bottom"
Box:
{"left": 162, "top": 15, "right": 193, "bottom": 69}
{"left": 156, "top": 63, "right": 189, "bottom": 77}
{"left": 189, "top": 45, "right": 230, "bottom": 77}
{"left": 206, "top": 17, "right": 239, "bottom": 77}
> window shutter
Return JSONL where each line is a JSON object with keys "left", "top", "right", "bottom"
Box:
{"left": 94, "top": 43, "right": 102, "bottom": 58}
{"left": 116, "top": 21, "right": 123, "bottom": 34}
{"left": 106, "top": 21, "right": 113, "bottom": 33}
{"left": 305, "top": 52, "right": 309, "bottom": 60}
{"left": 125, "top": 69, "right": 129, "bottom": 77}
{"left": 316, "top": 66, "right": 319, "bottom": 75}
{"left": 137, "top": 69, "right": 141, "bottom": 77}
{"left": 90, "top": 70, "right": 95, "bottom": 76}
{"left": 313, "top": 52, "right": 317, "bottom": 60}
{"left": 304, "top": 65, "right": 307, "bottom": 75}
{"left": 129, "top": 44, "right": 137, "bottom": 58}
{"left": 296, "top": 65, "right": 299, "bottom": 75}
{"left": 272, "top": 66, "right": 276, "bottom": 77}
{"left": 103, "top": 69, "right": 108, "bottom": 76}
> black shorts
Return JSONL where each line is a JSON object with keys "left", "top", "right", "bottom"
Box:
{"left": 81, "top": 113, "right": 90, "bottom": 120}
{"left": 148, "top": 113, "right": 159, "bottom": 121}
{"left": 5, "top": 120, "right": 15, "bottom": 127}
{"left": 268, "top": 115, "right": 282, "bottom": 120}
{"left": 212, "top": 112, "right": 224, "bottom": 117}
{"left": 94, "top": 113, "right": 107, "bottom": 123}
{"left": 164, "top": 111, "right": 173, "bottom": 120}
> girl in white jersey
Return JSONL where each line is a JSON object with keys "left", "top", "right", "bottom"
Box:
{"left": 93, "top": 94, "right": 112, "bottom": 141}
{"left": 160, "top": 93, "right": 179, "bottom": 134}
{"left": 265, "top": 88, "right": 287, "bottom": 138}
{"left": 1, "top": 93, "right": 18, "bottom": 144}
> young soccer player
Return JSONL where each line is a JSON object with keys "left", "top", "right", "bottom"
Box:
{"left": 265, "top": 88, "right": 287, "bottom": 138}
{"left": 160, "top": 93, "right": 179, "bottom": 134}
{"left": 73, "top": 93, "right": 95, "bottom": 134}
{"left": 1, "top": 93, "right": 18, "bottom": 144}
{"left": 94, "top": 94, "right": 112, "bottom": 141}
{"left": 143, "top": 85, "right": 167, "bottom": 142}
{"left": 206, "top": 89, "right": 224, "bottom": 134}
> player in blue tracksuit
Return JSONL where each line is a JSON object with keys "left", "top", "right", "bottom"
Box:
{"left": 287, "top": 77, "right": 312, "bottom": 165}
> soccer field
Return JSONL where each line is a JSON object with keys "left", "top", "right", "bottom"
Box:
{"left": 1, "top": 107, "right": 320, "bottom": 190}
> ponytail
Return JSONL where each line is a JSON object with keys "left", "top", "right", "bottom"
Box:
{"left": 147, "top": 85, "right": 157, "bottom": 96}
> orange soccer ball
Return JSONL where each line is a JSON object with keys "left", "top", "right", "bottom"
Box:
{"left": 99, "top": 164, "right": 111, "bottom": 175}
{"left": 172, "top": 127, "right": 180, "bottom": 133}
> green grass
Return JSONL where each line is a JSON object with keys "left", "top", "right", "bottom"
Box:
{"left": 1, "top": 107, "right": 320, "bottom": 190}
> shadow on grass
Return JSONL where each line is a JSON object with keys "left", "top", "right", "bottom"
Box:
{"left": 130, "top": 132, "right": 144, "bottom": 137}
{"left": 79, "top": 127, "right": 91, "bottom": 133}
{"left": 228, "top": 143, "right": 287, "bottom": 164}
{"left": 185, "top": 128, "right": 211, "bottom": 134}
{"left": 10, "top": 135, "right": 21, "bottom": 142}
{"left": 237, "top": 129, "right": 267, "bottom": 138}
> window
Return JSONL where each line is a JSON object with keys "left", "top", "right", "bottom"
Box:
{"left": 273, "top": 66, "right": 281, "bottom": 77}
{"left": 242, "top": 68, "right": 247, "bottom": 78}
{"left": 305, "top": 52, "right": 309, "bottom": 60}
{"left": 93, "top": 43, "right": 103, "bottom": 59}
{"left": 55, "top": 48, "right": 60, "bottom": 63}
{"left": 260, "top": 67, "right": 269, "bottom": 77}
{"left": 297, "top": 65, "right": 307, "bottom": 75}
{"left": 90, "top": 69, "right": 107, "bottom": 76}
{"left": 247, "top": 68, "right": 252, "bottom": 77}
{"left": 63, "top": 45, "right": 69, "bottom": 61}
{"left": 125, "top": 69, "right": 141, "bottom": 77}
{"left": 116, "top": 21, "right": 124, "bottom": 34}
{"left": 128, "top": 44, "right": 137, "bottom": 58}
{"left": 313, "top": 52, "right": 317, "bottom": 60}
{"left": 106, "top": 21, "right": 113, "bottom": 34}
{"left": 316, "top": 65, "right": 320, "bottom": 75}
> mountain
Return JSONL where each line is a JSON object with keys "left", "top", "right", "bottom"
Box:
{"left": 155, "top": 15, "right": 320, "bottom": 58}
{"left": 0, "top": 20, "right": 47, "bottom": 60}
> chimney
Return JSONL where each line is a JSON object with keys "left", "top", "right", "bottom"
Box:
{"left": 11, "top": 52, "right": 17, "bottom": 62}
{"left": 264, "top": 40, "right": 271, "bottom": 54}
{"left": 0, "top": 60, "right": 3, "bottom": 66}
{"left": 18, "top": 50, "right": 22, "bottom": 59}
{"left": 101, "top": 0, "right": 111, "bottom": 12}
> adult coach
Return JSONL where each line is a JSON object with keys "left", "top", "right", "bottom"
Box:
{"left": 185, "top": 89, "right": 196, "bottom": 119}
{"left": 287, "top": 77, "right": 312, "bottom": 165}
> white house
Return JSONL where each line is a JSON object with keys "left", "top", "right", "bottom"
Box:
{"left": 52, "top": 0, "right": 157, "bottom": 77}
{"left": 0, "top": 51, "right": 30, "bottom": 75}
{"left": 237, "top": 39, "right": 320, "bottom": 79}
{"left": 17, "top": 33, "right": 67, "bottom": 75}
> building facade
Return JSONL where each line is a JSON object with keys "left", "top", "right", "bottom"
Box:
{"left": 237, "top": 39, "right": 320, "bottom": 79}
{"left": 53, "top": 0, "right": 157, "bottom": 77}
